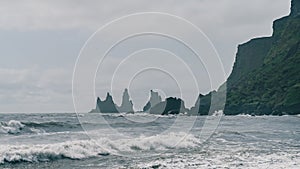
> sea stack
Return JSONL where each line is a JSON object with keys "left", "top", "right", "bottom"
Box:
{"left": 188, "top": 94, "right": 211, "bottom": 115}
{"left": 143, "top": 90, "right": 162, "bottom": 112}
{"left": 118, "top": 89, "right": 134, "bottom": 113}
{"left": 95, "top": 92, "right": 119, "bottom": 113}
{"left": 149, "top": 97, "right": 188, "bottom": 115}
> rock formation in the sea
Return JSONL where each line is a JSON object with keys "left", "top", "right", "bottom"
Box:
{"left": 188, "top": 83, "right": 226, "bottom": 115}
{"left": 149, "top": 97, "right": 188, "bottom": 115}
{"left": 143, "top": 90, "right": 162, "bottom": 112}
{"left": 95, "top": 92, "right": 119, "bottom": 113}
{"left": 189, "top": 93, "right": 211, "bottom": 115}
{"left": 117, "top": 89, "right": 134, "bottom": 113}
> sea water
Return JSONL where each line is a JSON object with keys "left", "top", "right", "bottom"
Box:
{"left": 0, "top": 113, "right": 299, "bottom": 169}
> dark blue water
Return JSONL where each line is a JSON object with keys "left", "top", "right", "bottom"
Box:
{"left": 0, "top": 113, "right": 299, "bottom": 168}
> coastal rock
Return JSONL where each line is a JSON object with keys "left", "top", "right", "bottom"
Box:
{"left": 143, "top": 90, "right": 162, "bottom": 112}
{"left": 94, "top": 92, "right": 119, "bottom": 113}
{"left": 149, "top": 97, "right": 188, "bottom": 115}
{"left": 188, "top": 94, "right": 211, "bottom": 115}
{"left": 117, "top": 89, "right": 134, "bottom": 113}
{"left": 188, "top": 84, "right": 226, "bottom": 116}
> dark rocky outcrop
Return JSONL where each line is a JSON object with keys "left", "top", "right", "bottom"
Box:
{"left": 149, "top": 97, "right": 188, "bottom": 115}
{"left": 90, "top": 89, "right": 134, "bottom": 113}
{"left": 189, "top": 93, "right": 212, "bottom": 115}
{"left": 90, "top": 92, "right": 119, "bottom": 113}
{"left": 188, "top": 83, "right": 226, "bottom": 115}
{"left": 97, "top": 92, "right": 119, "bottom": 113}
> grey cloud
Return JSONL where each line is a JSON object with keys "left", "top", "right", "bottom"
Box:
{"left": 0, "top": 67, "right": 73, "bottom": 112}
{"left": 0, "top": 0, "right": 290, "bottom": 31}
{"left": 0, "top": 0, "right": 291, "bottom": 112}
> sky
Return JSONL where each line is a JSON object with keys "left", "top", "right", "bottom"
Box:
{"left": 0, "top": 0, "right": 291, "bottom": 113}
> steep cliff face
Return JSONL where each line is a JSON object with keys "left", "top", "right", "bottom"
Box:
{"left": 227, "top": 37, "right": 273, "bottom": 87}
{"left": 225, "top": 0, "right": 300, "bottom": 115}
{"left": 291, "top": 0, "right": 300, "bottom": 16}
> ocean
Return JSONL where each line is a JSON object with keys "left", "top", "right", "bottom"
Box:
{"left": 0, "top": 113, "right": 299, "bottom": 169}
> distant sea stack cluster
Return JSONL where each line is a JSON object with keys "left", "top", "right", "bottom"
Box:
{"left": 90, "top": 89, "right": 134, "bottom": 113}
{"left": 90, "top": 89, "right": 192, "bottom": 115}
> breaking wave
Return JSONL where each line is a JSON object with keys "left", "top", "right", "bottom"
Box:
{"left": 0, "top": 132, "right": 199, "bottom": 164}
{"left": 23, "top": 121, "right": 80, "bottom": 129}
{"left": 0, "top": 120, "right": 81, "bottom": 135}
{"left": 0, "top": 120, "right": 44, "bottom": 135}
{"left": 0, "top": 120, "right": 25, "bottom": 134}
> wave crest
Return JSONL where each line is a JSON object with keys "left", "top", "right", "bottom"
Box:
{"left": 0, "top": 140, "right": 104, "bottom": 164}
{"left": 0, "top": 132, "right": 200, "bottom": 164}
{"left": 0, "top": 120, "right": 44, "bottom": 135}
{"left": 0, "top": 120, "right": 25, "bottom": 134}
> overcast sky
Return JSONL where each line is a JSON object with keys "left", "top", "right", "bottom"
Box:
{"left": 0, "top": 0, "right": 291, "bottom": 113}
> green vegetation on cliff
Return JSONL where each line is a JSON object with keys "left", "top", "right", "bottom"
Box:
{"left": 224, "top": 0, "right": 300, "bottom": 115}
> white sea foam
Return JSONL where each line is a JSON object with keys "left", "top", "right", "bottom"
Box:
{"left": 96, "top": 112, "right": 175, "bottom": 118}
{"left": 212, "top": 110, "right": 224, "bottom": 116}
{"left": 102, "top": 132, "right": 200, "bottom": 153}
{"left": 0, "top": 140, "right": 104, "bottom": 164}
{"left": 235, "top": 114, "right": 253, "bottom": 117}
{"left": 0, "top": 120, "right": 44, "bottom": 135}
{"left": 136, "top": 149, "right": 300, "bottom": 169}
{"left": 0, "top": 132, "right": 200, "bottom": 164}
{"left": 0, "top": 120, "right": 25, "bottom": 134}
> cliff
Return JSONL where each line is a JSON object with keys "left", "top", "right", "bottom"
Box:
{"left": 225, "top": 0, "right": 300, "bottom": 115}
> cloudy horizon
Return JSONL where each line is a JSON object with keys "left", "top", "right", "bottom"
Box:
{"left": 0, "top": 0, "right": 291, "bottom": 113}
